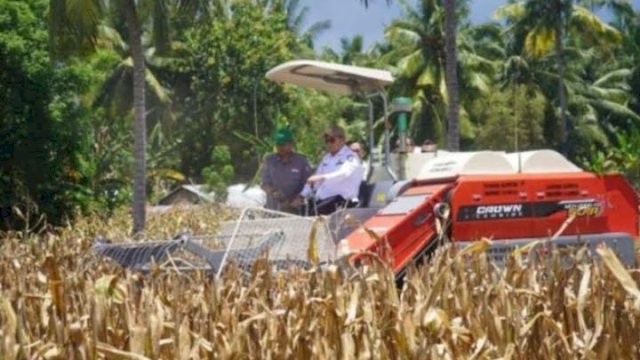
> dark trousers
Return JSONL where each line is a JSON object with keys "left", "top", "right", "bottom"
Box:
{"left": 303, "top": 195, "right": 357, "bottom": 216}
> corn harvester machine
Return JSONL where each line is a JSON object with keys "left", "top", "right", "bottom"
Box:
{"left": 93, "top": 61, "right": 639, "bottom": 277}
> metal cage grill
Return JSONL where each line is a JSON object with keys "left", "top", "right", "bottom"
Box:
{"left": 92, "top": 207, "right": 377, "bottom": 277}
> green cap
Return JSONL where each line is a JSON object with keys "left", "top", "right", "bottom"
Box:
{"left": 273, "top": 128, "right": 293, "bottom": 145}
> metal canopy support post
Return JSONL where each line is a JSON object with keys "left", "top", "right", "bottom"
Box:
{"left": 381, "top": 91, "right": 391, "bottom": 168}
{"left": 367, "top": 96, "right": 375, "bottom": 179}
{"left": 366, "top": 91, "right": 396, "bottom": 182}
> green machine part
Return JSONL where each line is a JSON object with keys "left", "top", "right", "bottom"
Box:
{"left": 393, "top": 97, "right": 412, "bottom": 134}
{"left": 392, "top": 97, "right": 412, "bottom": 147}
{"left": 391, "top": 97, "right": 412, "bottom": 179}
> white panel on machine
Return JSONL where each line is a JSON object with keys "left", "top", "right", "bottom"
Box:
{"left": 416, "top": 151, "right": 515, "bottom": 180}
{"left": 506, "top": 150, "right": 582, "bottom": 173}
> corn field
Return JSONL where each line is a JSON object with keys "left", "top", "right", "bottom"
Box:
{"left": 1, "top": 206, "right": 640, "bottom": 359}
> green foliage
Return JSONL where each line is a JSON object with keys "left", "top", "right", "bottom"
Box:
{"left": 472, "top": 85, "right": 546, "bottom": 151}
{"left": 2, "top": 0, "right": 640, "bottom": 231}
{"left": 179, "top": 1, "right": 297, "bottom": 181}
{"left": 382, "top": 0, "right": 499, "bottom": 148}
{"left": 579, "top": 130, "right": 640, "bottom": 187}
{"left": 0, "top": 0, "right": 97, "bottom": 228}
{"left": 284, "top": 88, "right": 366, "bottom": 164}
{"left": 202, "top": 145, "right": 234, "bottom": 201}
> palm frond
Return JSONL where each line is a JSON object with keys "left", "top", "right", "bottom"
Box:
{"left": 524, "top": 25, "right": 556, "bottom": 57}
{"left": 385, "top": 23, "right": 421, "bottom": 46}
{"left": 152, "top": 0, "right": 171, "bottom": 55}
{"left": 397, "top": 50, "right": 425, "bottom": 78}
{"left": 587, "top": 99, "right": 640, "bottom": 121}
{"left": 289, "top": 4, "right": 308, "bottom": 33}
{"left": 49, "top": 0, "right": 103, "bottom": 58}
{"left": 467, "top": 72, "right": 492, "bottom": 94}
{"left": 570, "top": 5, "right": 622, "bottom": 46}
{"left": 593, "top": 68, "right": 632, "bottom": 87}
{"left": 416, "top": 64, "right": 438, "bottom": 86}
{"left": 96, "top": 24, "right": 127, "bottom": 54}
{"left": 493, "top": 3, "right": 525, "bottom": 22}
{"left": 304, "top": 20, "right": 332, "bottom": 39}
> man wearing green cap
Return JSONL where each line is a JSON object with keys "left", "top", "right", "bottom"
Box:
{"left": 261, "top": 128, "right": 311, "bottom": 213}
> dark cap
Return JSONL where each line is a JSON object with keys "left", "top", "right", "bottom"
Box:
{"left": 323, "top": 124, "right": 345, "bottom": 139}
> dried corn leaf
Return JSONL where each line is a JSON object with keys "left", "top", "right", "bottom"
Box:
{"left": 307, "top": 217, "right": 322, "bottom": 266}
{"left": 576, "top": 266, "right": 591, "bottom": 333}
{"left": 2, "top": 297, "right": 17, "bottom": 360}
{"left": 597, "top": 247, "right": 640, "bottom": 309}
{"left": 97, "top": 342, "right": 151, "bottom": 360}
{"left": 458, "top": 238, "right": 492, "bottom": 257}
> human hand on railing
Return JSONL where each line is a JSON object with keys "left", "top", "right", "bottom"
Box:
{"left": 289, "top": 195, "right": 305, "bottom": 208}
{"left": 306, "top": 175, "right": 325, "bottom": 185}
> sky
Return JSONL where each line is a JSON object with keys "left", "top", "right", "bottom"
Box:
{"left": 301, "top": 0, "right": 640, "bottom": 51}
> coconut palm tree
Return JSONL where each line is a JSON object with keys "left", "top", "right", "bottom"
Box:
{"left": 50, "top": 0, "right": 211, "bottom": 235}
{"left": 382, "top": 0, "right": 497, "bottom": 146}
{"left": 499, "top": 43, "right": 639, "bottom": 155}
{"left": 443, "top": 0, "right": 459, "bottom": 151}
{"left": 359, "top": 0, "right": 461, "bottom": 150}
{"left": 253, "top": 0, "right": 331, "bottom": 52}
{"left": 496, "top": 0, "right": 622, "bottom": 154}
{"left": 49, "top": 0, "right": 147, "bottom": 234}
{"left": 339, "top": 35, "right": 366, "bottom": 65}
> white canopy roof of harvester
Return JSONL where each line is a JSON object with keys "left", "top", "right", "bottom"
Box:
{"left": 415, "top": 150, "right": 582, "bottom": 180}
{"left": 266, "top": 60, "right": 394, "bottom": 95}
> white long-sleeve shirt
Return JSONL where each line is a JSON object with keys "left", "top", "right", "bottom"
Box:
{"left": 301, "top": 145, "right": 363, "bottom": 201}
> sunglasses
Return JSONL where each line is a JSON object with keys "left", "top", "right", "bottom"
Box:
{"left": 324, "top": 136, "right": 337, "bottom": 144}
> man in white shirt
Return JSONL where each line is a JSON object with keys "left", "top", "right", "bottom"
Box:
{"left": 348, "top": 139, "right": 368, "bottom": 180}
{"left": 294, "top": 124, "right": 363, "bottom": 215}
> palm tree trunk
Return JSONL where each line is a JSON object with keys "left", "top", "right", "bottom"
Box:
{"left": 444, "top": 0, "right": 460, "bottom": 151}
{"left": 121, "top": 0, "right": 146, "bottom": 235}
{"left": 555, "top": 23, "right": 568, "bottom": 155}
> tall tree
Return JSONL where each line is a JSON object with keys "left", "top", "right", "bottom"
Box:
{"left": 49, "top": 0, "right": 147, "bottom": 234}
{"left": 119, "top": 0, "right": 146, "bottom": 235}
{"left": 382, "top": 0, "right": 494, "bottom": 146}
{"left": 497, "top": 0, "right": 622, "bottom": 154}
{"left": 1, "top": 0, "right": 95, "bottom": 229}
{"left": 444, "top": 0, "right": 459, "bottom": 151}
{"left": 277, "top": 0, "right": 331, "bottom": 49}
{"left": 339, "top": 35, "right": 365, "bottom": 65}
{"left": 49, "top": 0, "right": 212, "bottom": 234}
{"left": 180, "top": 1, "right": 297, "bottom": 181}
{"left": 359, "top": 0, "right": 460, "bottom": 150}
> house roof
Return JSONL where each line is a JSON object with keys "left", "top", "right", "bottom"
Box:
{"left": 157, "top": 184, "right": 215, "bottom": 205}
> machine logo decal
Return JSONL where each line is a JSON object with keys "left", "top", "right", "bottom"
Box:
{"left": 532, "top": 199, "right": 603, "bottom": 218}
{"left": 477, "top": 204, "right": 523, "bottom": 215}
{"left": 457, "top": 203, "right": 531, "bottom": 221}
{"left": 559, "top": 199, "right": 603, "bottom": 217}
{"left": 457, "top": 199, "right": 604, "bottom": 221}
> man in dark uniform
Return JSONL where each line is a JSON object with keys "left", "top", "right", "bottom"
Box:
{"left": 261, "top": 128, "right": 311, "bottom": 213}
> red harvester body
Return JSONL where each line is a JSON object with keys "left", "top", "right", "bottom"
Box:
{"left": 346, "top": 172, "right": 639, "bottom": 273}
